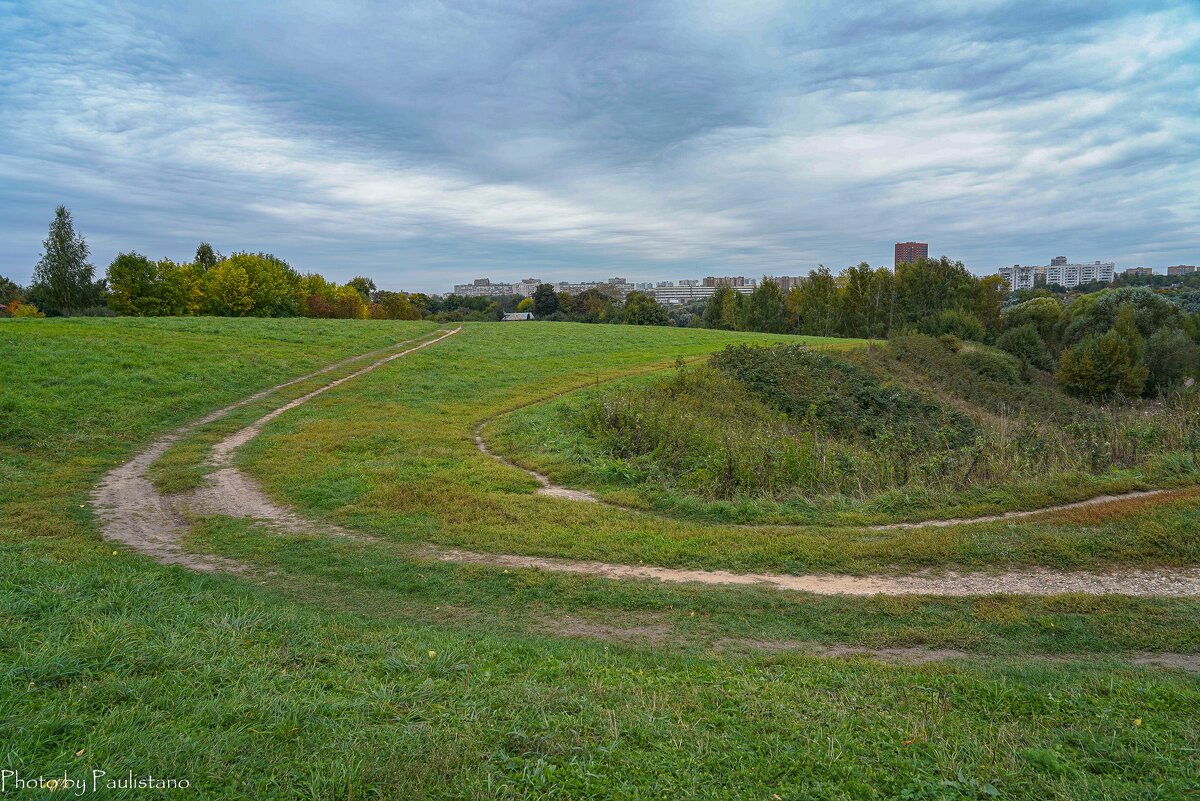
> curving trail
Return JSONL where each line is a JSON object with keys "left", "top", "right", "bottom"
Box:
{"left": 91, "top": 328, "right": 460, "bottom": 570}
{"left": 475, "top": 423, "right": 598, "bottom": 502}
{"left": 90, "top": 326, "right": 1200, "bottom": 597}
{"left": 430, "top": 548, "right": 1200, "bottom": 598}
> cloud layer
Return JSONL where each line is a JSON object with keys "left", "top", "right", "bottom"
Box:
{"left": 2, "top": 0, "right": 1198, "bottom": 291}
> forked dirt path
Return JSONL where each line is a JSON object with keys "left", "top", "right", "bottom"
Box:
{"left": 92, "top": 326, "right": 1200, "bottom": 597}
{"left": 92, "top": 328, "right": 461, "bottom": 571}
{"left": 475, "top": 425, "right": 598, "bottom": 502}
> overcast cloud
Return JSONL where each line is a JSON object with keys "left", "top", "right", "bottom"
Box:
{"left": 1, "top": 0, "right": 1197, "bottom": 291}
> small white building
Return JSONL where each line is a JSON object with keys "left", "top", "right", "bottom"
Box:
{"left": 502, "top": 312, "right": 534, "bottom": 321}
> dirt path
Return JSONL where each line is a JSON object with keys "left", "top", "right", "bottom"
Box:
{"left": 475, "top": 424, "right": 598, "bottom": 502}
{"left": 92, "top": 328, "right": 460, "bottom": 570}
{"left": 867, "top": 489, "right": 1177, "bottom": 530}
{"left": 92, "top": 326, "right": 1200, "bottom": 598}
{"left": 429, "top": 548, "right": 1200, "bottom": 597}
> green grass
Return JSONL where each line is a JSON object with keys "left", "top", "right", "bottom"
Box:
{"left": 185, "top": 513, "right": 1200, "bottom": 658}
{"left": 2, "top": 317, "right": 1199, "bottom": 799}
{"left": 230, "top": 323, "right": 1200, "bottom": 574}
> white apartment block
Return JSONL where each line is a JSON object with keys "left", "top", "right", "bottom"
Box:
{"left": 998, "top": 265, "right": 1036, "bottom": 291}
{"left": 997, "top": 259, "right": 1115, "bottom": 291}
{"left": 651, "top": 284, "right": 755, "bottom": 305}
{"left": 452, "top": 278, "right": 542, "bottom": 297}
{"left": 553, "top": 278, "right": 635, "bottom": 298}
{"left": 1046, "top": 261, "right": 1115, "bottom": 288}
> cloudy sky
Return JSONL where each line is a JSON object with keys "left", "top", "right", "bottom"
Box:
{"left": 2, "top": 0, "right": 1198, "bottom": 292}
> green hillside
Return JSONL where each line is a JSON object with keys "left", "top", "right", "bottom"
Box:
{"left": 2, "top": 318, "right": 1198, "bottom": 799}
{"left": 493, "top": 333, "right": 1200, "bottom": 526}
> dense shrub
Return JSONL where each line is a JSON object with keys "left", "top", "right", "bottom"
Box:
{"left": 961, "top": 348, "right": 1019, "bottom": 383}
{"left": 567, "top": 337, "right": 1200, "bottom": 506}
{"left": 1145, "top": 328, "right": 1200, "bottom": 392}
{"left": 1056, "top": 330, "right": 1148, "bottom": 399}
{"left": 1001, "top": 297, "right": 1062, "bottom": 348}
{"left": 710, "top": 343, "right": 976, "bottom": 448}
{"left": 622, "top": 291, "right": 670, "bottom": 325}
{"left": 915, "top": 309, "right": 986, "bottom": 342}
{"left": 882, "top": 334, "right": 1088, "bottom": 423}
{"left": 1059, "top": 287, "right": 1188, "bottom": 347}
{"left": 7, "top": 301, "right": 45, "bottom": 318}
{"left": 995, "top": 324, "right": 1055, "bottom": 371}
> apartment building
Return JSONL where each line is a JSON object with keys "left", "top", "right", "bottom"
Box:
{"left": 763, "top": 275, "right": 805, "bottom": 292}
{"left": 1168, "top": 265, "right": 1197, "bottom": 276}
{"left": 554, "top": 278, "right": 634, "bottom": 298}
{"left": 451, "top": 278, "right": 542, "bottom": 297}
{"left": 702, "top": 276, "right": 757, "bottom": 288}
{"left": 652, "top": 284, "right": 755, "bottom": 305}
{"left": 998, "top": 265, "right": 1036, "bottom": 291}
{"left": 895, "top": 242, "right": 928, "bottom": 265}
{"left": 1046, "top": 260, "right": 1115, "bottom": 288}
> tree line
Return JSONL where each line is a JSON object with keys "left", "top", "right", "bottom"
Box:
{"left": 1, "top": 206, "right": 678, "bottom": 326}
{"left": 695, "top": 258, "right": 1006, "bottom": 340}
{"left": 1, "top": 206, "right": 427, "bottom": 320}
{"left": 7, "top": 206, "right": 1199, "bottom": 399}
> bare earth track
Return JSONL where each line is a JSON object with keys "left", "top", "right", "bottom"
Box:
{"left": 429, "top": 548, "right": 1200, "bottom": 598}
{"left": 92, "top": 331, "right": 1200, "bottom": 599}
{"left": 92, "top": 328, "right": 460, "bottom": 571}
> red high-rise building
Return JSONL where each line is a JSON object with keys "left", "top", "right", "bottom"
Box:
{"left": 895, "top": 242, "right": 928, "bottom": 265}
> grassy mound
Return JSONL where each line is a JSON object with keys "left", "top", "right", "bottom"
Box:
{"left": 503, "top": 334, "right": 1200, "bottom": 525}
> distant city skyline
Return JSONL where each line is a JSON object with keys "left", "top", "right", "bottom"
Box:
{"left": 2, "top": 1, "right": 1198, "bottom": 294}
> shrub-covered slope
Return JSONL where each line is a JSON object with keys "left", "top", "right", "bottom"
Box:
{"left": 522, "top": 334, "right": 1200, "bottom": 524}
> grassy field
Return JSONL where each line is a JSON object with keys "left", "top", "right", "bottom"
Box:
{"left": 2, "top": 317, "right": 1199, "bottom": 799}
{"left": 231, "top": 323, "right": 1200, "bottom": 575}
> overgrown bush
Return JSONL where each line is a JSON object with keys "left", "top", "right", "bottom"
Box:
{"left": 710, "top": 343, "right": 977, "bottom": 448}
{"left": 915, "top": 309, "right": 985, "bottom": 342}
{"left": 1059, "top": 286, "right": 1188, "bottom": 348}
{"left": 1145, "top": 328, "right": 1200, "bottom": 392}
{"left": 1056, "top": 330, "right": 1148, "bottom": 399}
{"left": 996, "top": 324, "right": 1054, "bottom": 371}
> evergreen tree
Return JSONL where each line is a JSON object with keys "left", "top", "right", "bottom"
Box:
{"left": 30, "top": 205, "right": 97, "bottom": 316}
